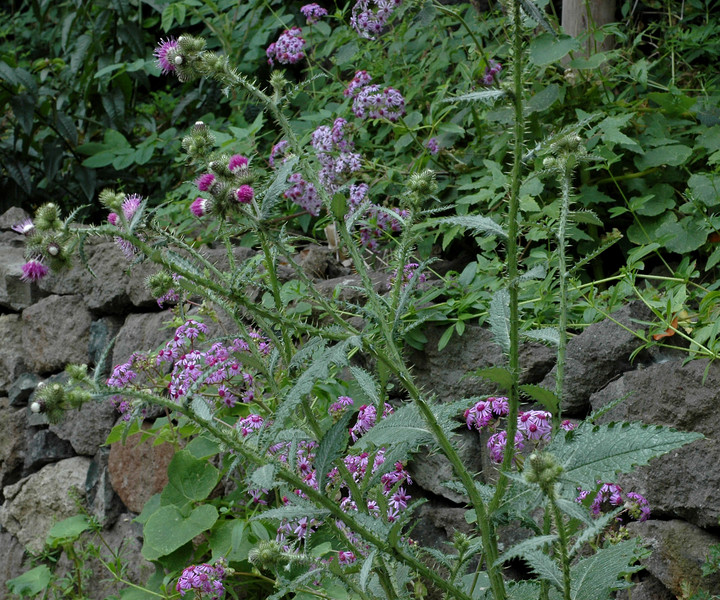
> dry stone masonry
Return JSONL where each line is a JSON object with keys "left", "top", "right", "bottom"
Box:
{"left": 0, "top": 206, "right": 718, "bottom": 599}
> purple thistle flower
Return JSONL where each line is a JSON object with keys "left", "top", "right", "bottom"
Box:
{"left": 107, "top": 212, "right": 119, "bottom": 226}
{"left": 196, "top": 173, "right": 216, "bottom": 192}
{"left": 269, "top": 140, "right": 290, "bottom": 167}
{"left": 154, "top": 38, "right": 181, "bottom": 75}
{"left": 12, "top": 218, "right": 34, "bottom": 235}
{"left": 20, "top": 259, "right": 49, "bottom": 282}
{"left": 228, "top": 154, "right": 248, "bottom": 172}
{"left": 235, "top": 184, "right": 254, "bottom": 204}
{"left": 191, "top": 197, "right": 211, "bottom": 217}
{"left": 482, "top": 60, "right": 502, "bottom": 86}
{"left": 301, "top": 3, "right": 328, "bottom": 25}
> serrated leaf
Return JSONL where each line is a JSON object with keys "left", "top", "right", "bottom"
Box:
{"left": 191, "top": 397, "right": 213, "bottom": 422}
{"left": 519, "top": 384, "right": 559, "bottom": 413}
{"left": 252, "top": 503, "right": 329, "bottom": 522}
{"left": 261, "top": 155, "right": 299, "bottom": 219}
{"left": 518, "top": 264, "right": 546, "bottom": 281}
{"left": 359, "top": 549, "right": 377, "bottom": 591}
{"left": 350, "top": 366, "right": 379, "bottom": 403}
{"left": 250, "top": 464, "right": 277, "bottom": 489}
{"left": 569, "top": 508, "right": 621, "bottom": 558}
{"left": 56, "top": 112, "right": 78, "bottom": 146}
{"left": 569, "top": 538, "right": 643, "bottom": 600}
{"left": 442, "top": 89, "right": 506, "bottom": 104}
{"left": 313, "top": 410, "right": 354, "bottom": 492}
{"left": 519, "top": 0, "right": 556, "bottom": 34}
{"left": 489, "top": 288, "right": 511, "bottom": 354}
{"left": 474, "top": 366, "right": 513, "bottom": 390}
{"left": 523, "top": 549, "right": 564, "bottom": 589}
{"left": 494, "top": 534, "right": 558, "bottom": 567}
{"left": 442, "top": 215, "right": 507, "bottom": 239}
{"left": 568, "top": 210, "right": 603, "bottom": 226}
{"left": 550, "top": 421, "right": 703, "bottom": 490}
{"left": 70, "top": 34, "right": 92, "bottom": 75}
{"left": 522, "top": 327, "right": 560, "bottom": 346}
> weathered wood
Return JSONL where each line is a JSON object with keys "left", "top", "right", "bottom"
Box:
{"left": 562, "top": 0, "right": 617, "bottom": 55}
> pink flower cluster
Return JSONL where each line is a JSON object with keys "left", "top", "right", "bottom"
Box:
{"left": 300, "top": 3, "right": 328, "bottom": 24}
{"left": 176, "top": 562, "right": 225, "bottom": 599}
{"left": 351, "top": 84, "right": 405, "bottom": 122}
{"left": 576, "top": 482, "right": 651, "bottom": 522}
{"left": 284, "top": 173, "right": 321, "bottom": 216}
{"left": 350, "top": 0, "right": 403, "bottom": 38}
{"left": 464, "top": 398, "right": 575, "bottom": 464}
{"left": 107, "top": 319, "right": 269, "bottom": 418}
{"left": 266, "top": 27, "right": 306, "bottom": 66}
{"left": 258, "top": 397, "right": 411, "bottom": 561}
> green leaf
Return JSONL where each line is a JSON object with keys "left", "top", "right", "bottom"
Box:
{"left": 46, "top": 515, "right": 92, "bottom": 547}
{"left": 526, "top": 84, "right": 560, "bottom": 114}
{"left": 635, "top": 144, "right": 692, "bottom": 169}
{"left": 518, "top": 0, "right": 556, "bottom": 34}
{"left": 569, "top": 538, "right": 643, "bottom": 600}
{"left": 55, "top": 112, "right": 78, "bottom": 146}
{"left": 252, "top": 501, "right": 329, "bottom": 523}
{"left": 161, "top": 4, "right": 175, "bottom": 31}
{"left": 350, "top": 366, "right": 379, "bottom": 403}
{"left": 494, "top": 534, "right": 558, "bottom": 567}
{"left": 82, "top": 151, "right": 117, "bottom": 168}
{"left": 260, "top": 155, "right": 298, "bottom": 219}
{"left": 550, "top": 421, "right": 703, "bottom": 490}
{"left": 314, "top": 409, "right": 354, "bottom": 492}
{"left": 6, "top": 565, "right": 52, "bottom": 595}
{"left": 529, "top": 34, "right": 579, "bottom": 65}
{"left": 186, "top": 435, "right": 221, "bottom": 459}
{"left": 335, "top": 41, "right": 359, "bottom": 65}
{"left": 442, "top": 89, "right": 506, "bottom": 104}
{"left": 489, "top": 288, "right": 510, "bottom": 354}
{"left": 522, "top": 549, "right": 564, "bottom": 589}
{"left": 165, "top": 450, "right": 220, "bottom": 502}
{"left": 142, "top": 504, "right": 218, "bottom": 560}
{"left": 250, "top": 464, "right": 277, "bottom": 489}
{"left": 359, "top": 549, "right": 377, "bottom": 592}
{"left": 522, "top": 327, "right": 560, "bottom": 346}
{"left": 442, "top": 215, "right": 507, "bottom": 239}
{"left": 474, "top": 366, "right": 513, "bottom": 390}
{"left": 519, "top": 384, "right": 559, "bottom": 413}
{"left": 355, "top": 401, "right": 460, "bottom": 451}
{"left": 656, "top": 216, "right": 708, "bottom": 254}
{"left": 688, "top": 173, "right": 720, "bottom": 207}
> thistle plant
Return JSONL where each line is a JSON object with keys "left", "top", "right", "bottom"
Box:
{"left": 17, "top": 2, "right": 704, "bottom": 600}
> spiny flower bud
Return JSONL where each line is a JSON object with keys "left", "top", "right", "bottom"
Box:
{"left": 525, "top": 452, "right": 564, "bottom": 496}
{"left": 34, "top": 203, "right": 62, "bottom": 232}
{"left": 99, "top": 189, "right": 125, "bottom": 213}
{"left": 147, "top": 270, "right": 175, "bottom": 298}
{"left": 248, "top": 540, "right": 283, "bottom": 568}
{"left": 407, "top": 169, "right": 437, "bottom": 197}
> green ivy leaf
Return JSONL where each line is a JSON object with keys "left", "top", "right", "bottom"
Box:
{"left": 164, "top": 450, "right": 220, "bottom": 503}
{"left": 142, "top": 504, "right": 218, "bottom": 560}
{"left": 635, "top": 144, "right": 692, "bottom": 169}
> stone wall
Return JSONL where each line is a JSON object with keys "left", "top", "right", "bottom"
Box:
{"left": 1, "top": 206, "right": 719, "bottom": 599}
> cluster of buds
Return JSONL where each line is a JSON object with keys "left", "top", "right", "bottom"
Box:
{"left": 154, "top": 34, "right": 211, "bottom": 83}
{"left": 183, "top": 123, "right": 258, "bottom": 219}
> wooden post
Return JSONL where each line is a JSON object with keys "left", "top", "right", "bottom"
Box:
{"left": 562, "top": 0, "right": 617, "bottom": 56}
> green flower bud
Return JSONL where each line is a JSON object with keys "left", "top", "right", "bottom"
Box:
{"left": 147, "top": 270, "right": 175, "bottom": 298}
{"left": 248, "top": 540, "right": 283, "bottom": 569}
{"left": 408, "top": 169, "right": 437, "bottom": 197}
{"left": 34, "top": 203, "right": 62, "bottom": 232}
{"left": 99, "top": 189, "right": 125, "bottom": 213}
{"left": 525, "top": 451, "right": 564, "bottom": 496}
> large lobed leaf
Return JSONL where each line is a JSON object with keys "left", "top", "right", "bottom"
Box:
{"left": 549, "top": 421, "right": 703, "bottom": 490}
